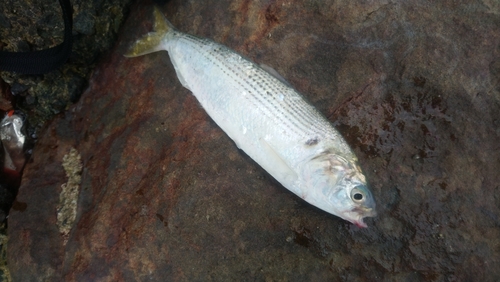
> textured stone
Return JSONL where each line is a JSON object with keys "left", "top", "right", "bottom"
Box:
{"left": 0, "top": 0, "right": 133, "bottom": 134}
{"left": 7, "top": 1, "right": 500, "bottom": 281}
{"left": 0, "top": 79, "right": 13, "bottom": 112}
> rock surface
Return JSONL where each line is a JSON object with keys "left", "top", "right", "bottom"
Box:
{"left": 0, "top": 0, "right": 132, "bottom": 133}
{"left": 8, "top": 0, "right": 500, "bottom": 281}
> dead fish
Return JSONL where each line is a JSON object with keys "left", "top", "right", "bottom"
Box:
{"left": 125, "top": 7, "right": 376, "bottom": 227}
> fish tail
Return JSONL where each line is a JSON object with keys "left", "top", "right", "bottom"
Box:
{"left": 124, "top": 6, "right": 174, "bottom": 57}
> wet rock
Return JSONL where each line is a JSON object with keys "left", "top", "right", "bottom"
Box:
{"left": 0, "top": 0, "right": 133, "bottom": 134}
{"left": 0, "top": 184, "right": 14, "bottom": 220}
{"left": 7, "top": 1, "right": 500, "bottom": 281}
{"left": 0, "top": 13, "right": 10, "bottom": 29}
{"left": 0, "top": 79, "right": 13, "bottom": 112}
{"left": 74, "top": 11, "right": 96, "bottom": 36}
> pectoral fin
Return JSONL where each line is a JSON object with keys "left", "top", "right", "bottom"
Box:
{"left": 259, "top": 138, "right": 298, "bottom": 184}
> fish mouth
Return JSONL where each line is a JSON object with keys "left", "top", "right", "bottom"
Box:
{"left": 364, "top": 207, "right": 377, "bottom": 217}
{"left": 353, "top": 219, "right": 367, "bottom": 228}
{"left": 349, "top": 207, "right": 376, "bottom": 228}
{"left": 352, "top": 206, "right": 377, "bottom": 218}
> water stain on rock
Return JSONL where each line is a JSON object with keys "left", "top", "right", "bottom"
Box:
{"left": 10, "top": 200, "right": 26, "bottom": 212}
{"left": 293, "top": 226, "right": 313, "bottom": 248}
{"left": 336, "top": 82, "right": 451, "bottom": 165}
{"left": 155, "top": 213, "right": 168, "bottom": 227}
{"left": 413, "top": 76, "right": 427, "bottom": 87}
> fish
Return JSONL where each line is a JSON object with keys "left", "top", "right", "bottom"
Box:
{"left": 125, "top": 7, "right": 376, "bottom": 227}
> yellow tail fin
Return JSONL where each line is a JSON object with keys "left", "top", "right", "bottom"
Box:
{"left": 124, "top": 7, "right": 173, "bottom": 58}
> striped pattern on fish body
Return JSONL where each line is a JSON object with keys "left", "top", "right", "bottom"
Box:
{"left": 168, "top": 34, "right": 352, "bottom": 172}
{"left": 126, "top": 7, "right": 376, "bottom": 227}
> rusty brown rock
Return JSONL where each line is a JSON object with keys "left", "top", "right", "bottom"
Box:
{"left": 0, "top": 78, "right": 12, "bottom": 112}
{"left": 7, "top": 1, "right": 500, "bottom": 281}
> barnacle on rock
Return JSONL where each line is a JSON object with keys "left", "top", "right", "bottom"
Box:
{"left": 57, "top": 147, "right": 82, "bottom": 245}
{"left": 0, "top": 223, "right": 11, "bottom": 282}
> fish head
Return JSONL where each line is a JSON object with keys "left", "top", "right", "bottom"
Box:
{"left": 301, "top": 152, "right": 376, "bottom": 227}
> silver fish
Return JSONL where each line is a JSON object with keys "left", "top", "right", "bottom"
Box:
{"left": 125, "top": 7, "right": 376, "bottom": 227}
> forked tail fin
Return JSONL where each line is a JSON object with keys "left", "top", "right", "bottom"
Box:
{"left": 124, "top": 6, "right": 174, "bottom": 57}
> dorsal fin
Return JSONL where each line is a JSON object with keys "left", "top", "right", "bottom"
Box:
{"left": 260, "top": 64, "right": 293, "bottom": 88}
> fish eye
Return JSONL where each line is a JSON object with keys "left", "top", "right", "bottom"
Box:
{"left": 351, "top": 187, "right": 365, "bottom": 203}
